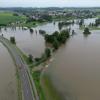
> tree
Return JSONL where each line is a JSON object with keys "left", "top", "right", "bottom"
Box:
{"left": 29, "top": 28, "right": 34, "bottom": 33}
{"left": 72, "top": 30, "right": 75, "bottom": 35}
{"left": 58, "top": 30, "right": 70, "bottom": 43}
{"left": 39, "top": 30, "right": 46, "bottom": 35}
{"left": 53, "top": 38, "right": 59, "bottom": 49}
{"left": 41, "top": 14, "right": 52, "bottom": 21}
{"left": 79, "top": 19, "right": 84, "bottom": 26}
{"left": 28, "top": 54, "right": 33, "bottom": 63}
{"left": 10, "top": 37, "right": 16, "bottom": 44}
{"left": 83, "top": 27, "right": 91, "bottom": 35}
{"left": 45, "top": 48, "right": 51, "bottom": 58}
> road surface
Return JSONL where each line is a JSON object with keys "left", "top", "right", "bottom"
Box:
{"left": 0, "top": 36, "right": 39, "bottom": 100}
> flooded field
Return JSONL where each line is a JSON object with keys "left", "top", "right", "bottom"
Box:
{"left": 43, "top": 18, "right": 100, "bottom": 100}
{"left": 0, "top": 18, "right": 100, "bottom": 100}
{"left": 0, "top": 43, "right": 18, "bottom": 100}
{"left": 0, "top": 22, "right": 59, "bottom": 57}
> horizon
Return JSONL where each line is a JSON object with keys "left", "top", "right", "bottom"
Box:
{"left": 1, "top": 7, "right": 100, "bottom": 8}
{"left": 0, "top": 0, "right": 100, "bottom": 7}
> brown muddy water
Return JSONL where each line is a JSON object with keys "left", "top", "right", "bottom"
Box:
{"left": 0, "top": 18, "right": 99, "bottom": 100}
{"left": 0, "top": 22, "right": 59, "bottom": 57}
{"left": 45, "top": 30, "right": 100, "bottom": 100}
{"left": 0, "top": 43, "right": 18, "bottom": 100}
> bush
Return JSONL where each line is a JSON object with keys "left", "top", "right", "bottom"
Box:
{"left": 83, "top": 27, "right": 91, "bottom": 35}
{"left": 45, "top": 48, "right": 51, "bottom": 58}
{"left": 39, "top": 30, "right": 46, "bottom": 35}
{"left": 28, "top": 54, "right": 33, "bottom": 63}
{"left": 53, "top": 38, "right": 59, "bottom": 50}
{"left": 29, "top": 28, "right": 34, "bottom": 33}
{"left": 10, "top": 37, "right": 16, "bottom": 44}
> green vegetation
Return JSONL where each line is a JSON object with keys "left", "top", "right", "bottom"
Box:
{"left": 45, "top": 48, "right": 51, "bottom": 58}
{"left": 32, "top": 71, "right": 46, "bottom": 100}
{"left": 28, "top": 54, "right": 33, "bottom": 63}
{"left": 39, "top": 30, "right": 46, "bottom": 35}
{"left": 79, "top": 19, "right": 84, "bottom": 27}
{"left": 16, "top": 69, "right": 23, "bottom": 100}
{"left": 45, "top": 30, "right": 70, "bottom": 50}
{"left": 80, "top": 18, "right": 100, "bottom": 30}
{"left": 58, "top": 21, "right": 73, "bottom": 30}
{"left": 0, "top": 12, "right": 46, "bottom": 28}
{"left": 80, "top": 25, "right": 100, "bottom": 30}
{"left": 10, "top": 37, "right": 16, "bottom": 44}
{"left": 0, "top": 12, "right": 26, "bottom": 26}
{"left": 41, "top": 75, "right": 64, "bottom": 100}
{"left": 53, "top": 15, "right": 76, "bottom": 21}
{"left": 83, "top": 27, "right": 91, "bottom": 35}
{"left": 95, "top": 18, "right": 100, "bottom": 26}
{"left": 29, "top": 28, "right": 34, "bottom": 33}
{"left": 22, "top": 20, "right": 44, "bottom": 28}
{"left": 16, "top": 46, "right": 52, "bottom": 100}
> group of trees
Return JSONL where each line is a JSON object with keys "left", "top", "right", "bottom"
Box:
{"left": 40, "top": 14, "right": 52, "bottom": 21}
{"left": 95, "top": 18, "right": 100, "bottom": 26}
{"left": 44, "top": 30, "right": 70, "bottom": 50}
{"left": 58, "top": 21, "right": 74, "bottom": 30}
{"left": 28, "top": 47, "right": 51, "bottom": 64}
{"left": 79, "top": 19, "right": 84, "bottom": 27}
{"left": 88, "top": 19, "right": 100, "bottom": 27}
{"left": 39, "top": 30, "right": 46, "bottom": 35}
{"left": 29, "top": 28, "right": 34, "bottom": 33}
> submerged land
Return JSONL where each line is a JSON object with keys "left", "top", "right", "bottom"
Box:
{"left": 0, "top": 7, "right": 100, "bottom": 100}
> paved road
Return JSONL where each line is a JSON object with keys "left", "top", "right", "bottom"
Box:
{"left": 0, "top": 36, "right": 39, "bottom": 100}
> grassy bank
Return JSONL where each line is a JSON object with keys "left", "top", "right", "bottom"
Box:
{"left": 41, "top": 74, "right": 64, "bottom": 100}
{"left": 32, "top": 71, "right": 46, "bottom": 100}
{"left": 16, "top": 69, "right": 23, "bottom": 100}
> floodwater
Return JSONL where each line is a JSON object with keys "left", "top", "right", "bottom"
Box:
{"left": 0, "top": 22, "right": 59, "bottom": 57}
{"left": 0, "top": 18, "right": 100, "bottom": 100}
{"left": 0, "top": 43, "right": 18, "bottom": 100}
{"left": 44, "top": 18, "right": 100, "bottom": 100}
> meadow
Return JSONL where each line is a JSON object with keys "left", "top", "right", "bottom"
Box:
{"left": 0, "top": 12, "right": 26, "bottom": 26}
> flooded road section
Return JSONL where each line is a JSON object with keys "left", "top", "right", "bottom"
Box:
{"left": 0, "top": 43, "right": 18, "bottom": 100}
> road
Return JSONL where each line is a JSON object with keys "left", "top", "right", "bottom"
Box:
{"left": 0, "top": 36, "right": 39, "bottom": 100}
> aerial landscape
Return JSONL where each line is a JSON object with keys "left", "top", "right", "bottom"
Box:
{"left": 1, "top": 0, "right": 100, "bottom": 100}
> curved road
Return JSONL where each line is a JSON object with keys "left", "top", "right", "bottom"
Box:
{"left": 0, "top": 36, "right": 39, "bottom": 100}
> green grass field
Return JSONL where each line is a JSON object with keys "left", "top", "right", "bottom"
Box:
{"left": 0, "top": 12, "right": 26, "bottom": 26}
{"left": 0, "top": 12, "right": 45, "bottom": 27}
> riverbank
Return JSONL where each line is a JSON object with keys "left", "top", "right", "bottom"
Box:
{"left": 39, "top": 57, "right": 65, "bottom": 100}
